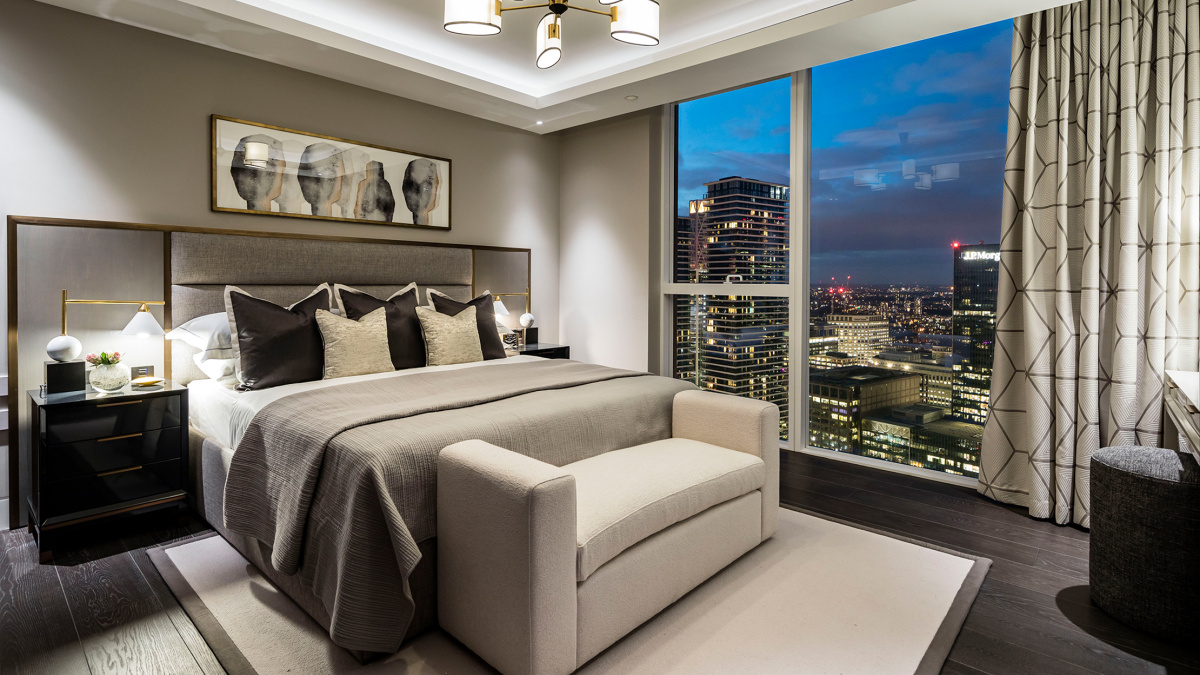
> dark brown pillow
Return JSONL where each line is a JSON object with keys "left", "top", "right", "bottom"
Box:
{"left": 334, "top": 283, "right": 425, "bottom": 370}
{"left": 428, "top": 289, "right": 507, "bottom": 360}
{"left": 224, "top": 284, "right": 331, "bottom": 391}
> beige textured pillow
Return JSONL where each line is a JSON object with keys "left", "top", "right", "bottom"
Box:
{"left": 416, "top": 305, "right": 484, "bottom": 366}
{"left": 315, "top": 307, "right": 394, "bottom": 379}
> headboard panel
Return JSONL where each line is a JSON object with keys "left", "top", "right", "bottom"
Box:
{"left": 170, "top": 232, "right": 476, "bottom": 384}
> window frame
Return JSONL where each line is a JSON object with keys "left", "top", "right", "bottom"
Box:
{"left": 659, "top": 70, "right": 977, "bottom": 488}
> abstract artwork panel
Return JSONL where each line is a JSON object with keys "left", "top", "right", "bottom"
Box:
{"left": 212, "top": 116, "right": 451, "bottom": 230}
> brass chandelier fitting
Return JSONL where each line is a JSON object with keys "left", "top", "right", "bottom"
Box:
{"left": 444, "top": 0, "right": 660, "bottom": 69}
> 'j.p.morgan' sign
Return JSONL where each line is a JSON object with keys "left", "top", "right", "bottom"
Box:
{"left": 961, "top": 251, "right": 1001, "bottom": 262}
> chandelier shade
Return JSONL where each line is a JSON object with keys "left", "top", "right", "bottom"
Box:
{"left": 444, "top": 0, "right": 658, "bottom": 68}
{"left": 610, "top": 0, "right": 660, "bottom": 46}
{"left": 243, "top": 141, "right": 270, "bottom": 169}
{"left": 445, "top": 0, "right": 502, "bottom": 36}
{"left": 536, "top": 13, "right": 563, "bottom": 69}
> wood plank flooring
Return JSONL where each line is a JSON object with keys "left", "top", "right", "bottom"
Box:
{"left": 781, "top": 451, "right": 1200, "bottom": 675}
{"left": 0, "top": 452, "right": 1195, "bottom": 674}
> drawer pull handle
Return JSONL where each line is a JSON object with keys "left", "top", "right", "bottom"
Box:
{"left": 97, "top": 400, "right": 141, "bottom": 408}
{"left": 97, "top": 465, "right": 142, "bottom": 477}
{"left": 97, "top": 433, "right": 143, "bottom": 443}
{"left": 1187, "top": 404, "right": 1199, "bottom": 415}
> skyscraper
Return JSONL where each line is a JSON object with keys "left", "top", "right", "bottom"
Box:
{"left": 951, "top": 243, "right": 1000, "bottom": 424}
{"left": 676, "top": 176, "right": 789, "bottom": 283}
{"left": 673, "top": 177, "right": 791, "bottom": 438}
{"left": 824, "top": 313, "right": 890, "bottom": 364}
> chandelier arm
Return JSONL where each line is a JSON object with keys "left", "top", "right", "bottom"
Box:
{"left": 497, "top": 2, "right": 613, "bottom": 16}
{"left": 498, "top": 3, "right": 553, "bottom": 12}
{"left": 568, "top": 5, "right": 615, "bottom": 16}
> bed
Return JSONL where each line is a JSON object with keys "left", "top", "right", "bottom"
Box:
{"left": 170, "top": 232, "right": 694, "bottom": 659}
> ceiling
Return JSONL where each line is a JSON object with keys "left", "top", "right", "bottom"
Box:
{"left": 41, "top": 0, "right": 1071, "bottom": 133}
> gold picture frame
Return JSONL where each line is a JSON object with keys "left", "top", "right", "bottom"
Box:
{"left": 211, "top": 115, "right": 452, "bottom": 231}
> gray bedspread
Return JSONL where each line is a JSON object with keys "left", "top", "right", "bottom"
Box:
{"left": 223, "top": 359, "right": 695, "bottom": 653}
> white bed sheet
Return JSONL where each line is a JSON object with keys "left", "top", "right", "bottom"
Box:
{"left": 187, "top": 355, "right": 546, "bottom": 449}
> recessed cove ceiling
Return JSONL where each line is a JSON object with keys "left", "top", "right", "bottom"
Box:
{"left": 217, "top": 0, "right": 848, "bottom": 96}
{"left": 38, "top": 0, "right": 1068, "bottom": 131}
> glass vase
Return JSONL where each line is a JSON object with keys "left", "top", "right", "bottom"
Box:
{"left": 89, "top": 363, "right": 130, "bottom": 393}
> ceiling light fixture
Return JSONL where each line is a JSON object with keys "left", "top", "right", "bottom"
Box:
{"left": 445, "top": 0, "right": 660, "bottom": 69}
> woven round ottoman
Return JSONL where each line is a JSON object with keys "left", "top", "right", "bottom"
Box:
{"left": 1090, "top": 446, "right": 1200, "bottom": 643}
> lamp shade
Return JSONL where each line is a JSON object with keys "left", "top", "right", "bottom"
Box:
{"left": 932, "top": 163, "right": 960, "bottom": 182}
{"left": 610, "top": 0, "right": 659, "bottom": 46}
{"left": 121, "top": 305, "right": 165, "bottom": 338}
{"left": 536, "top": 13, "right": 562, "bottom": 69}
{"left": 445, "top": 0, "right": 501, "bottom": 35}
{"left": 244, "top": 141, "right": 270, "bottom": 169}
{"left": 853, "top": 168, "right": 882, "bottom": 186}
{"left": 493, "top": 298, "right": 511, "bottom": 316}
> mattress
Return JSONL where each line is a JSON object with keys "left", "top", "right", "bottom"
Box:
{"left": 187, "top": 354, "right": 546, "bottom": 448}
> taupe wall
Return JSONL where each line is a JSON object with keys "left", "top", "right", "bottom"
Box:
{"left": 558, "top": 111, "right": 662, "bottom": 372}
{"left": 0, "top": 0, "right": 562, "bottom": 516}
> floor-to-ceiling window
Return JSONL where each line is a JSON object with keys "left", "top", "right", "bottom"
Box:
{"left": 667, "top": 21, "right": 1013, "bottom": 481}
{"left": 807, "top": 21, "right": 1011, "bottom": 478}
{"left": 670, "top": 78, "right": 792, "bottom": 440}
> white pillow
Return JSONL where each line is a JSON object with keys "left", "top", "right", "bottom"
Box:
{"left": 167, "top": 312, "right": 233, "bottom": 362}
{"left": 193, "top": 353, "right": 237, "bottom": 384}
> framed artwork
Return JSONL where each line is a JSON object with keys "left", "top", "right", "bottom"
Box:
{"left": 211, "top": 115, "right": 451, "bottom": 230}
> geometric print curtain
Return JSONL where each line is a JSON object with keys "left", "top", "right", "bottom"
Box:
{"left": 979, "top": 0, "right": 1200, "bottom": 528}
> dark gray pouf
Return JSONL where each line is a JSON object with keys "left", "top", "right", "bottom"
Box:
{"left": 1090, "top": 446, "right": 1200, "bottom": 643}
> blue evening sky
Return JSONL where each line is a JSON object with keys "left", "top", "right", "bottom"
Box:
{"left": 676, "top": 20, "right": 1013, "bottom": 285}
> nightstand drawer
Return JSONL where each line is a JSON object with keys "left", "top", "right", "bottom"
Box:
{"left": 40, "top": 427, "right": 183, "bottom": 483}
{"left": 43, "top": 395, "right": 181, "bottom": 445}
{"left": 39, "top": 459, "right": 182, "bottom": 520}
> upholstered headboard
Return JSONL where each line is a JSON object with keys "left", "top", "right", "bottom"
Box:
{"left": 170, "top": 232, "right": 476, "bottom": 384}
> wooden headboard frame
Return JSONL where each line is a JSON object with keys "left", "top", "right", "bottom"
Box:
{"left": 5, "top": 215, "right": 531, "bottom": 528}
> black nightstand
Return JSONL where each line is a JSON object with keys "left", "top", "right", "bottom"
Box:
{"left": 26, "top": 382, "right": 188, "bottom": 562}
{"left": 516, "top": 342, "right": 571, "bottom": 359}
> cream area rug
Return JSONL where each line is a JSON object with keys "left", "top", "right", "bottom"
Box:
{"left": 150, "top": 507, "right": 988, "bottom": 675}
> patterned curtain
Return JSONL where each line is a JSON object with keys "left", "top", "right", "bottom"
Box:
{"left": 980, "top": 0, "right": 1200, "bottom": 527}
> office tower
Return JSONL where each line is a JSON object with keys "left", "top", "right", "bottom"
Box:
{"left": 951, "top": 243, "right": 1000, "bottom": 424}
{"left": 825, "top": 313, "right": 890, "bottom": 364}
{"left": 862, "top": 410, "right": 983, "bottom": 477}
{"left": 810, "top": 350, "right": 857, "bottom": 371}
{"left": 673, "top": 177, "right": 791, "bottom": 438}
{"left": 809, "top": 334, "right": 838, "bottom": 358}
{"left": 869, "top": 349, "right": 955, "bottom": 409}
{"left": 678, "top": 176, "right": 789, "bottom": 283}
{"left": 809, "top": 366, "right": 920, "bottom": 453}
{"left": 674, "top": 295, "right": 790, "bottom": 438}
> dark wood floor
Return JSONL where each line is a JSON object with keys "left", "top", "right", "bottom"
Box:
{"left": 782, "top": 451, "right": 1200, "bottom": 675}
{"left": 1, "top": 452, "right": 1196, "bottom": 674}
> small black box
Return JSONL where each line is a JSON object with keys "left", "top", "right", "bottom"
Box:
{"left": 45, "top": 360, "right": 85, "bottom": 394}
{"left": 524, "top": 327, "right": 539, "bottom": 345}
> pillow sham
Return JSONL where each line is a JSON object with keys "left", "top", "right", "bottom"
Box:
{"left": 427, "top": 289, "right": 507, "bottom": 360}
{"left": 416, "top": 305, "right": 483, "bottom": 366}
{"left": 225, "top": 284, "right": 331, "bottom": 391}
{"left": 333, "top": 283, "right": 425, "bottom": 370}
{"left": 166, "top": 312, "right": 233, "bottom": 361}
{"left": 192, "top": 353, "right": 237, "bottom": 384}
{"left": 315, "top": 307, "right": 394, "bottom": 379}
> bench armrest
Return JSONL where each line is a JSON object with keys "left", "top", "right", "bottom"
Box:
{"left": 673, "top": 390, "right": 780, "bottom": 540}
{"left": 438, "top": 440, "right": 577, "bottom": 675}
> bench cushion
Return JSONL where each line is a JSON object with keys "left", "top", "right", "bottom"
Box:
{"left": 565, "top": 438, "right": 765, "bottom": 582}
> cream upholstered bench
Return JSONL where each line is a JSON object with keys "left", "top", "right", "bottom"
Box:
{"left": 437, "top": 390, "right": 779, "bottom": 675}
